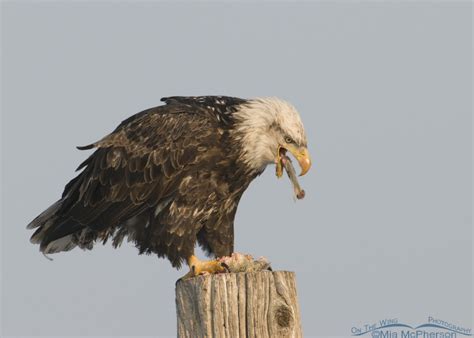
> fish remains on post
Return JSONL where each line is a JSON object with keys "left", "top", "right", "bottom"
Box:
{"left": 28, "top": 96, "right": 311, "bottom": 278}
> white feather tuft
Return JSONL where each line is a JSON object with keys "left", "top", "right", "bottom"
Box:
{"left": 43, "top": 234, "right": 77, "bottom": 254}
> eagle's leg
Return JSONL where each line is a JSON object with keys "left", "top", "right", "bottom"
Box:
{"left": 180, "top": 254, "right": 228, "bottom": 280}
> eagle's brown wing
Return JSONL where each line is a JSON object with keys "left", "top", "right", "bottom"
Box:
{"left": 28, "top": 103, "right": 224, "bottom": 259}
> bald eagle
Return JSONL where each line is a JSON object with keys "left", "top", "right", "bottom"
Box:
{"left": 28, "top": 96, "right": 311, "bottom": 276}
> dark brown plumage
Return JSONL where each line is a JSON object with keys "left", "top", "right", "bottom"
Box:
{"left": 28, "top": 96, "right": 260, "bottom": 267}
{"left": 28, "top": 95, "right": 310, "bottom": 270}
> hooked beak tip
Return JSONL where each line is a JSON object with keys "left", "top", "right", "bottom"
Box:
{"left": 297, "top": 148, "right": 311, "bottom": 176}
{"left": 298, "top": 157, "right": 311, "bottom": 176}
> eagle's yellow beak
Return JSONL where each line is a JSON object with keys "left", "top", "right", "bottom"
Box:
{"left": 276, "top": 144, "right": 312, "bottom": 177}
{"left": 288, "top": 145, "right": 311, "bottom": 176}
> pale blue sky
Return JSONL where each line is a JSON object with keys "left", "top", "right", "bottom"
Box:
{"left": 1, "top": 2, "right": 472, "bottom": 337}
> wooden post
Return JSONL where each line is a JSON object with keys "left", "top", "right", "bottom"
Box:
{"left": 175, "top": 271, "right": 302, "bottom": 338}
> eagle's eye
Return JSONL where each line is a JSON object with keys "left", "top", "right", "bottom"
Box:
{"left": 284, "top": 136, "right": 295, "bottom": 144}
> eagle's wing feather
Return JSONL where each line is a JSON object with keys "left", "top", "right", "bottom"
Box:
{"left": 31, "top": 103, "right": 222, "bottom": 256}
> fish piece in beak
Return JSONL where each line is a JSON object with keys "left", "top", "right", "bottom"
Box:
{"left": 275, "top": 144, "right": 311, "bottom": 199}
{"left": 281, "top": 154, "right": 305, "bottom": 199}
{"left": 276, "top": 145, "right": 312, "bottom": 177}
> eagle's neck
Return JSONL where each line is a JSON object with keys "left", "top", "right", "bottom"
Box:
{"left": 230, "top": 100, "right": 279, "bottom": 174}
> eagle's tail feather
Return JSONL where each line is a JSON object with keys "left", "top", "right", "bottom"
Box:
{"left": 27, "top": 200, "right": 63, "bottom": 230}
{"left": 39, "top": 219, "right": 84, "bottom": 250}
{"left": 42, "top": 234, "right": 77, "bottom": 254}
{"left": 28, "top": 200, "right": 85, "bottom": 254}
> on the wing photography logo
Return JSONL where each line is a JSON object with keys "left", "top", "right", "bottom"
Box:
{"left": 351, "top": 317, "right": 472, "bottom": 338}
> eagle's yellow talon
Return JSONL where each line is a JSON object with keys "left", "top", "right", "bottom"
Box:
{"left": 180, "top": 255, "right": 227, "bottom": 280}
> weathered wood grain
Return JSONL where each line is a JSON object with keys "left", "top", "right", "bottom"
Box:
{"left": 176, "top": 271, "right": 302, "bottom": 338}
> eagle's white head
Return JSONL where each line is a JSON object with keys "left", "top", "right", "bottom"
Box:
{"left": 233, "top": 97, "right": 311, "bottom": 176}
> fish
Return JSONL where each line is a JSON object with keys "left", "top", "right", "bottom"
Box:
{"left": 281, "top": 154, "right": 306, "bottom": 200}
